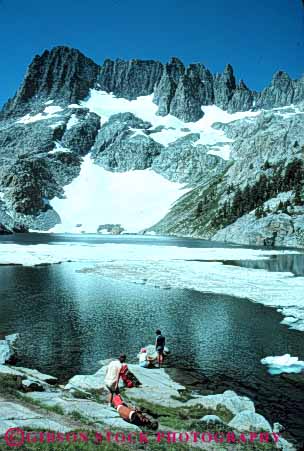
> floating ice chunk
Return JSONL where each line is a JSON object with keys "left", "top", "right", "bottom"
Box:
{"left": 261, "top": 354, "right": 304, "bottom": 375}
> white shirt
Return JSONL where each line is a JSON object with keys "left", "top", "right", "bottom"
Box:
{"left": 104, "top": 360, "right": 122, "bottom": 386}
{"left": 139, "top": 352, "right": 147, "bottom": 363}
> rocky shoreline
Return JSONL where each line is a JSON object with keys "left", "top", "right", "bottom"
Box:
{"left": 0, "top": 334, "right": 297, "bottom": 450}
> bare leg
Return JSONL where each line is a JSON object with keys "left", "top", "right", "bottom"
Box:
{"left": 160, "top": 353, "right": 164, "bottom": 367}
{"left": 108, "top": 389, "right": 114, "bottom": 405}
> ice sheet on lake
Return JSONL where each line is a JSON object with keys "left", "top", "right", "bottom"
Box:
{"left": 0, "top": 241, "right": 303, "bottom": 330}
{"left": 261, "top": 354, "right": 304, "bottom": 375}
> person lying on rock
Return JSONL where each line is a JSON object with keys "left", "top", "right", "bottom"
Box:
{"left": 112, "top": 393, "right": 158, "bottom": 430}
{"left": 155, "top": 329, "right": 165, "bottom": 368}
{"left": 104, "top": 353, "right": 126, "bottom": 406}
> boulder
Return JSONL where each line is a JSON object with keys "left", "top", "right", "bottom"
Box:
{"left": 0, "top": 334, "right": 19, "bottom": 364}
{"left": 228, "top": 410, "right": 272, "bottom": 432}
{"left": 13, "top": 367, "right": 57, "bottom": 385}
{"left": 21, "top": 378, "right": 46, "bottom": 392}
{"left": 186, "top": 390, "right": 255, "bottom": 415}
{"left": 0, "top": 401, "right": 71, "bottom": 436}
{"left": 200, "top": 414, "right": 226, "bottom": 425}
{"left": 25, "top": 391, "right": 139, "bottom": 431}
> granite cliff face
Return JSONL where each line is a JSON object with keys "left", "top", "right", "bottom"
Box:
{"left": 0, "top": 45, "right": 303, "bottom": 247}
{"left": 1, "top": 47, "right": 99, "bottom": 119}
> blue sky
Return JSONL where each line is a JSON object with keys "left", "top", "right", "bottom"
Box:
{"left": 0, "top": 0, "right": 303, "bottom": 107}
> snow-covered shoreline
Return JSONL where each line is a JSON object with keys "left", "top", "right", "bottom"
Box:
{"left": 0, "top": 241, "right": 303, "bottom": 332}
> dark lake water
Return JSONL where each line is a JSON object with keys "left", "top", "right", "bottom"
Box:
{"left": 0, "top": 234, "right": 304, "bottom": 445}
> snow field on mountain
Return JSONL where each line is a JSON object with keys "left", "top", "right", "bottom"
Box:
{"left": 47, "top": 91, "right": 262, "bottom": 230}
{"left": 50, "top": 155, "right": 188, "bottom": 233}
{"left": 17, "top": 105, "right": 63, "bottom": 124}
{"left": 81, "top": 90, "right": 260, "bottom": 154}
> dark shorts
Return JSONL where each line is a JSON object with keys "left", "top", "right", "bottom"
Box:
{"left": 106, "top": 383, "right": 120, "bottom": 395}
{"left": 156, "top": 346, "right": 164, "bottom": 355}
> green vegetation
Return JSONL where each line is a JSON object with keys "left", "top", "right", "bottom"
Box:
{"left": 69, "top": 410, "right": 93, "bottom": 425}
{"left": 0, "top": 374, "right": 22, "bottom": 396}
{"left": 132, "top": 398, "right": 233, "bottom": 425}
{"left": 171, "top": 389, "right": 195, "bottom": 403}
{"left": 211, "top": 158, "right": 304, "bottom": 229}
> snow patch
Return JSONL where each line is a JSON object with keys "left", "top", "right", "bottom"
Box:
{"left": 49, "top": 121, "right": 65, "bottom": 130}
{"left": 50, "top": 155, "right": 188, "bottom": 233}
{"left": 48, "top": 143, "right": 72, "bottom": 155}
{"left": 44, "top": 106, "right": 63, "bottom": 115}
{"left": 66, "top": 114, "right": 79, "bottom": 130}
{"left": 261, "top": 354, "right": 304, "bottom": 375}
{"left": 18, "top": 106, "right": 63, "bottom": 125}
{"left": 207, "top": 144, "right": 232, "bottom": 161}
{"left": 81, "top": 90, "right": 260, "bottom": 153}
{"left": 68, "top": 104, "right": 83, "bottom": 109}
{"left": 129, "top": 128, "right": 147, "bottom": 138}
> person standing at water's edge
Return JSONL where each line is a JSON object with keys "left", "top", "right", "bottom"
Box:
{"left": 155, "top": 329, "right": 165, "bottom": 368}
{"left": 104, "top": 354, "right": 126, "bottom": 406}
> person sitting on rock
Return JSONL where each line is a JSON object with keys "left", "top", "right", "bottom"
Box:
{"left": 155, "top": 329, "right": 165, "bottom": 368}
{"left": 104, "top": 353, "right": 126, "bottom": 406}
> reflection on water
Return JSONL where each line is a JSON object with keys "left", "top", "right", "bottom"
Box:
{"left": 224, "top": 253, "right": 304, "bottom": 276}
{"left": 0, "top": 232, "right": 243, "bottom": 248}
{"left": 1, "top": 262, "right": 304, "bottom": 379}
{"left": 1, "top": 262, "right": 304, "bottom": 444}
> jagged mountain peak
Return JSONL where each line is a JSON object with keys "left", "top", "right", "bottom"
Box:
{"left": 239, "top": 80, "right": 250, "bottom": 90}
{"left": 223, "top": 63, "right": 235, "bottom": 75}
{"left": 272, "top": 70, "right": 291, "bottom": 82}
{"left": 168, "top": 56, "right": 184, "bottom": 66}
{"left": 1, "top": 46, "right": 99, "bottom": 119}
{"left": 1, "top": 46, "right": 304, "bottom": 123}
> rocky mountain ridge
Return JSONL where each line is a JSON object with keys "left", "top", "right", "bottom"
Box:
{"left": 0, "top": 46, "right": 303, "bottom": 247}
{"left": 2, "top": 46, "right": 303, "bottom": 123}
